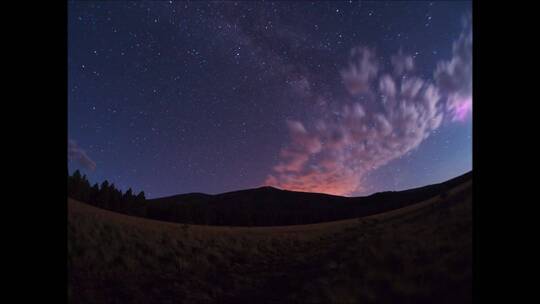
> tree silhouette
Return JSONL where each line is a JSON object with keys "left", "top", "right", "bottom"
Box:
{"left": 68, "top": 170, "right": 84, "bottom": 200}
{"left": 68, "top": 170, "right": 147, "bottom": 216}
{"left": 73, "top": 169, "right": 82, "bottom": 180}
{"left": 123, "top": 188, "right": 134, "bottom": 202}
{"left": 97, "top": 180, "right": 111, "bottom": 209}
{"left": 136, "top": 191, "right": 146, "bottom": 202}
{"left": 90, "top": 183, "right": 100, "bottom": 203}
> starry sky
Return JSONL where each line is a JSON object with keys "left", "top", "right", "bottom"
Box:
{"left": 68, "top": 1, "right": 472, "bottom": 198}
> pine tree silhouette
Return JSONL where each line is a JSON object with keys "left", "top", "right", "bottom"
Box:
{"left": 67, "top": 171, "right": 147, "bottom": 216}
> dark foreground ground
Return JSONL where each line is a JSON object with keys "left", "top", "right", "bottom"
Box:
{"left": 68, "top": 177, "right": 472, "bottom": 304}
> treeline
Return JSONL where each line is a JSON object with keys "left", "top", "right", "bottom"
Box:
{"left": 68, "top": 170, "right": 147, "bottom": 217}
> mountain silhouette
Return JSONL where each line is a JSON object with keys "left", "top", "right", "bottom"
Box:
{"left": 144, "top": 171, "right": 472, "bottom": 226}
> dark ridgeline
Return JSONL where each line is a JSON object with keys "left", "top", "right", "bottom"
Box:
{"left": 67, "top": 170, "right": 472, "bottom": 226}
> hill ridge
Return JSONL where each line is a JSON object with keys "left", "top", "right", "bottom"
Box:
{"left": 139, "top": 171, "right": 472, "bottom": 226}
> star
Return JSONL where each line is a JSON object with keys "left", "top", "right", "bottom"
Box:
{"left": 68, "top": 0, "right": 472, "bottom": 197}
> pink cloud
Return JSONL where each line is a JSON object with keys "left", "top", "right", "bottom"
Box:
{"left": 448, "top": 95, "right": 472, "bottom": 122}
{"left": 435, "top": 13, "right": 472, "bottom": 123}
{"left": 265, "top": 16, "right": 472, "bottom": 196}
{"left": 265, "top": 63, "right": 444, "bottom": 196}
{"left": 340, "top": 47, "right": 378, "bottom": 95}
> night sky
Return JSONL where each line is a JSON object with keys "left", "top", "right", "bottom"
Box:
{"left": 68, "top": 1, "right": 472, "bottom": 198}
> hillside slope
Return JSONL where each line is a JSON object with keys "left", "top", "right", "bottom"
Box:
{"left": 144, "top": 171, "right": 472, "bottom": 226}
{"left": 68, "top": 177, "right": 472, "bottom": 304}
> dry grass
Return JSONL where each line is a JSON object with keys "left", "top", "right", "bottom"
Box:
{"left": 68, "top": 180, "right": 472, "bottom": 304}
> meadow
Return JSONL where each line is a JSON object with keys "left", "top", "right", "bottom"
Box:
{"left": 68, "top": 178, "right": 472, "bottom": 303}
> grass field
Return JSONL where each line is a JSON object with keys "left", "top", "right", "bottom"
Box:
{"left": 68, "top": 179, "right": 472, "bottom": 304}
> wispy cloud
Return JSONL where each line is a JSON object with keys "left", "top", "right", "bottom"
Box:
{"left": 68, "top": 139, "right": 96, "bottom": 171}
{"left": 435, "top": 13, "right": 472, "bottom": 122}
{"left": 265, "top": 17, "right": 472, "bottom": 196}
{"left": 208, "top": 5, "right": 471, "bottom": 196}
{"left": 340, "top": 47, "right": 379, "bottom": 95}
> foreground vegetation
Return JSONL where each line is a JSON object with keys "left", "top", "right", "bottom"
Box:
{"left": 68, "top": 176, "right": 472, "bottom": 303}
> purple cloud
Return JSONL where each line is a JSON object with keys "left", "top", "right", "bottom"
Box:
{"left": 266, "top": 45, "right": 445, "bottom": 195}
{"left": 68, "top": 140, "right": 96, "bottom": 171}
{"left": 340, "top": 47, "right": 379, "bottom": 95}
{"left": 265, "top": 15, "right": 474, "bottom": 196}
{"left": 259, "top": 14, "right": 473, "bottom": 196}
{"left": 435, "top": 13, "right": 472, "bottom": 122}
{"left": 391, "top": 50, "right": 415, "bottom": 76}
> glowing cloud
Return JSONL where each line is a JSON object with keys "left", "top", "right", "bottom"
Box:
{"left": 265, "top": 51, "right": 444, "bottom": 195}
{"left": 448, "top": 96, "right": 472, "bottom": 122}
{"left": 435, "top": 13, "right": 472, "bottom": 122}
{"left": 265, "top": 16, "right": 472, "bottom": 196}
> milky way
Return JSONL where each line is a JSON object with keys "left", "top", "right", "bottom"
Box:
{"left": 68, "top": 1, "right": 472, "bottom": 198}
